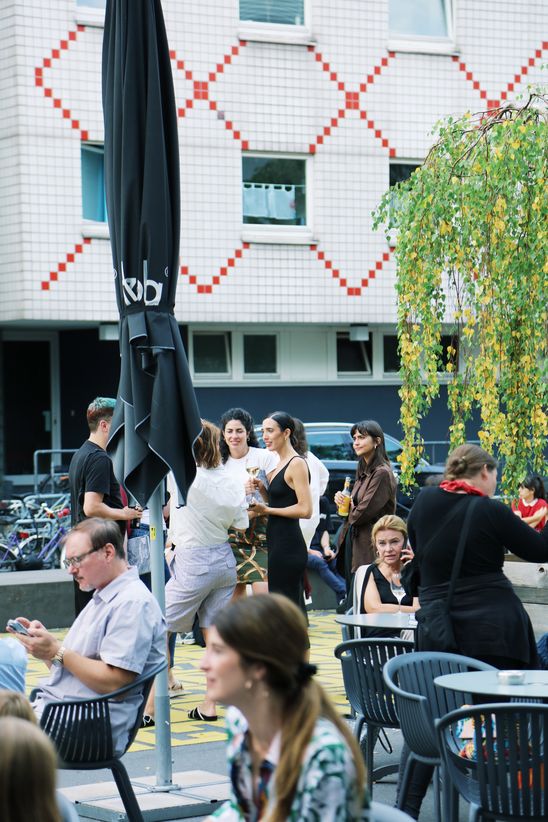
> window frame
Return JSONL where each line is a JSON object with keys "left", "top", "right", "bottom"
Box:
{"left": 190, "top": 331, "right": 233, "bottom": 380}
{"left": 335, "top": 331, "right": 373, "bottom": 378}
{"left": 241, "top": 152, "right": 314, "bottom": 245}
{"left": 75, "top": 0, "right": 106, "bottom": 28}
{"left": 387, "top": 0, "right": 457, "bottom": 56}
{"left": 238, "top": 0, "right": 312, "bottom": 45}
{"left": 81, "top": 142, "right": 110, "bottom": 239}
{"left": 242, "top": 332, "right": 279, "bottom": 378}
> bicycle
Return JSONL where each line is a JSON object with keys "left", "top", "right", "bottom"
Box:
{"left": 17, "top": 502, "right": 71, "bottom": 570}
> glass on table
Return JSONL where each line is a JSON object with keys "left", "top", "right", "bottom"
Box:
{"left": 390, "top": 572, "right": 406, "bottom": 612}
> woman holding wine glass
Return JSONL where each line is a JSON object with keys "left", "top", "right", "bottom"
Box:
{"left": 220, "top": 408, "right": 278, "bottom": 598}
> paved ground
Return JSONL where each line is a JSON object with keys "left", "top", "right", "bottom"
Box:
{"left": 11, "top": 612, "right": 472, "bottom": 820}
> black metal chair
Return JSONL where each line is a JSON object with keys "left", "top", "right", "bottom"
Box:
{"left": 334, "top": 638, "right": 414, "bottom": 793}
{"left": 36, "top": 659, "right": 167, "bottom": 822}
{"left": 383, "top": 651, "right": 495, "bottom": 821}
{"left": 436, "top": 702, "right": 548, "bottom": 821}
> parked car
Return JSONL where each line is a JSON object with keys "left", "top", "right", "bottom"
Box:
{"left": 256, "top": 422, "right": 443, "bottom": 524}
{"left": 308, "top": 422, "right": 445, "bottom": 520}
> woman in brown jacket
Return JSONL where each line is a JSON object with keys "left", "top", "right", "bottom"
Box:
{"left": 335, "top": 420, "right": 397, "bottom": 579}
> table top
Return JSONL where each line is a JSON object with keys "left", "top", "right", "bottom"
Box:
{"left": 335, "top": 612, "right": 418, "bottom": 630}
{"left": 434, "top": 670, "right": 548, "bottom": 700}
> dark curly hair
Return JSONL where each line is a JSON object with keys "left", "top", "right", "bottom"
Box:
{"left": 219, "top": 407, "right": 259, "bottom": 463}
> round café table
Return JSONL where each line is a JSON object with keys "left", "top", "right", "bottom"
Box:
{"left": 434, "top": 670, "right": 548, "bottom": 702}
{"left": 335, "top": 612, "right": 418, "bottom": 631}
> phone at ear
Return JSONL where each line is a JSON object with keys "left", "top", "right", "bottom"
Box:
{"left": 7, "top": 619, "right": 30, "bottom": 636}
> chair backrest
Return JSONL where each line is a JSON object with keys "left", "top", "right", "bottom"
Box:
{"left": 383, "top": 652, "right": 495, "bottom": 760}
{"left": 436, "top": 702, "right": 548, "bottom": 819}
{"left": 353, "top": 564, "right": 370, "bottom": 615}
{"left": 334, "top": 638, "right": 414, "bottom": 728}
{"left": 41, "top": 660, "right": 166, "bottom": 764}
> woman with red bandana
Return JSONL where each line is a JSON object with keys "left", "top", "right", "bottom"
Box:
{"left": 398, "top": 443, "right": 548, "bottom": 819}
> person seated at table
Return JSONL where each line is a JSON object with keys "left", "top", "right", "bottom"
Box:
{"left": 361, "top": 515, "right": 419, "bottom": 615}
{"left": 511, "top": 473, "right": 547, "bottom": 531}
{"left": 203, "top": 593, "right": 366, "bottom": 821}
{"left": 7, "top": 517, "right": 166, "bottom": 756}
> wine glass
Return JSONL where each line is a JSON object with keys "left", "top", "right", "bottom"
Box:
{"left": 390, "top": 573, "right": 405, "bottom": 612}
{"left": 245, "top": 465, "right": 259, "bottom": 504}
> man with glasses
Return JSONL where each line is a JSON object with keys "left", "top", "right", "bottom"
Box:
{"left": 8, "top": 518, "right": 165, "bottom": 756}
{"left": 68, "top": 397, "right": 141, "bottom": 615}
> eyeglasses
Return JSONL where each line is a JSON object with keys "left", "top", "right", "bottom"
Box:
{"left": 63, "top": 546, "right": 103, "bottom": 569}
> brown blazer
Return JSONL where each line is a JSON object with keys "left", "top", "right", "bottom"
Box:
{"left": 339, "top": 462, "right": 397, "bottom": 572}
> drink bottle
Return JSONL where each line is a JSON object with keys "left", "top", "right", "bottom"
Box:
{"left": 337, "top": 476, "right": 352, "bottom": 517}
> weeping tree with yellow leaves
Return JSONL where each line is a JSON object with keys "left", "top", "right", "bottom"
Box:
{"left": 374, "top": 94, "right": 548, "bottom": 496}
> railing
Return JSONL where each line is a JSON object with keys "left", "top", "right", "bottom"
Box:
{"left": 33, "top": 449, "right": 77, "bottom": 494}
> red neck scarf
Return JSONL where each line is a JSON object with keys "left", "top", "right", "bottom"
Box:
{"left": 439, "top": 480, "right": 485, "bottom": 496}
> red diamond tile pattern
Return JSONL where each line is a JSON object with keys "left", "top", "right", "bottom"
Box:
{"left": 34, "top": 25, "right": 89, "bottom": 141}
{"left": 452, "top": 40, "right": 548, "bottom": 109}
{"left": 308, "top": 48, "right": 396, "bottom": 158}
{"left": 179, "top": 243, "right": 250, "bottom": 293}
{"left": 170, "top": 43, "right": 251, "bottom": 150}
{"left": 311, "top": 245, "right": 391, "bottom": 297}
{"left": 41, "top": 237, "right": 92, "bottom": 291}
{"left": 33, "top": 25, "right": 545, "bottom": 298}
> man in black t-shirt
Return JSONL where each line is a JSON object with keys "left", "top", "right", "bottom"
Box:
{"left": 68, "top": 397, "right": 141, "bottom": 614}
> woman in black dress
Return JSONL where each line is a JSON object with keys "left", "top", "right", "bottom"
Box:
{"left": 248, "top": 411, "right": 312, "bottom": 608}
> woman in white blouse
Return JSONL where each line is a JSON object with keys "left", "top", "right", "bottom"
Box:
{"left": 220, "top": 407, "right": 278, "bottom": 598}
{"left": 161, "top": 420, "right": 249, "bottom": 723}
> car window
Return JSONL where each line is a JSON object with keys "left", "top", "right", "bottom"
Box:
{"left": 306, "top": 431, "right": 355, "bottom": 461}
{"left": 384, "top": 434, "right": 403, "bottom": 461}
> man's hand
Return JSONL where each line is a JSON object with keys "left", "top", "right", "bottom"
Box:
{"left": 8, "top": 617, "right": 60, "bottom": 662}
{"left": 324, "top": 547, "right": 335, "bottom": 560}
{"left": 309, "top": 549, "right": 325, "bottom": 560}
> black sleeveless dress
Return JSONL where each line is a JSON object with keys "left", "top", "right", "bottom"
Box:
{"left": 266, "top": 457, "right": 309, "bottom": 608}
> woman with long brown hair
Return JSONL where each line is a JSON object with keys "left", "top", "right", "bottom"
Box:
{"left": 334, "top": 420, "right": 397, "bottom": 586}
{"left": 202, "top": 594, "right": 366, "bottom": 821}
{"left": 0, "top": 716, "right": 61, "bottom": 822}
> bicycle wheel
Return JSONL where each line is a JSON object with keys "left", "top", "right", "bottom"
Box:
{"left": 18, "top": 535, "right": 49, "bottom": 567}
{"left": 0, "top": 542, "right": 18, "bottom": 572}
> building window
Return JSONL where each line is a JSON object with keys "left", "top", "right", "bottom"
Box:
{"left": 336, "top": 333, "right": 373, "bottom": 375}
{"left": 243, "top": 334, "right": 277, "bottom": 374}
{"left": 81, "top": 144, "right": 107, "bottom": 222}
{"left": 383, "top": 335, "right": 401, "bottom": 374}
{"left": 389, "top": 161, "right": 420, "bottom": 220}
{"left": 192, "top": 333, "right": 231, "bottom": 375}
{"left": 240, "top": 0, "right": 304, "bottom": 25}
{"left": 243, "top": 156, "right": 306, "bottom": 226}
{"left": 76, "top": 0, "right": 106, "bottom": 7}
{"left": 389, "top": 0, "right": 451, "bottom": 38}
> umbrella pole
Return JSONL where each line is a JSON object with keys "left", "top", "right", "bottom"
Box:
{"left": 149, "top": 482, "right": 173, "bottom": 786}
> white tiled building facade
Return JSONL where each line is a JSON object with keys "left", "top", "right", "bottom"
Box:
{"left": 0, "top": 0, "right": 546, "bottom": 482}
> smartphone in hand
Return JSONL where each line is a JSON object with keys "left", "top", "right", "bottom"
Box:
{"left": 6, "top": 619, "right": 30, "bottom": 636}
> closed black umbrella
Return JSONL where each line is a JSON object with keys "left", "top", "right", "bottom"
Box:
{"left": 102, "top": 0, "right": 200, "bottom": 508}
{"left": 102, "top": 0, "right": 201, "bottom": 787}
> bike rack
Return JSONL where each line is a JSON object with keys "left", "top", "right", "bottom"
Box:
{"left": 33, "top": 449, "right": 77, "bottom": 495}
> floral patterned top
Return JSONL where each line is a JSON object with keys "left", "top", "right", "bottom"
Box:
{"left": 208, "top": 707, "right": 365, "bottom": 821}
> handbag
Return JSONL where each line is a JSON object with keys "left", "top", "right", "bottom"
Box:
{"left": 127, "top": 533, "right": 151, "bottom": 575}
{"left": 415, "top": 497, "right": 479, "bottom": 652}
